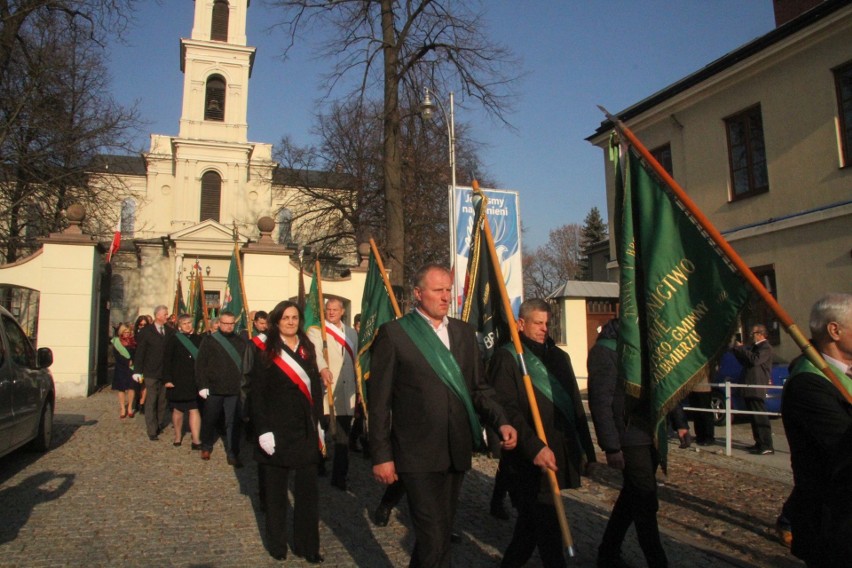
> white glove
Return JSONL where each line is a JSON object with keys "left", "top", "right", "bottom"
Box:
{"left": 259, "top": 432, "right": 276, "bottom": 455}
{"left": 198, "top": 388, "right": 210, "bottom": 399}
{"left": 132, "top": 374, "right": 143, "bottom": 383}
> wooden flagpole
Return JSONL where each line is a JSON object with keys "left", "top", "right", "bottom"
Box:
{"left": 600, "top": 106, "right": 851, "bottom": 404}
{"left": 474, "top": 181, "right": 575, "bottom": 556}
{"left": 196, "top": 262, "right": 211, "bottom": 332}
{"left": 370, "top": 238, "right": 402, "bottom": 318}
{"left": 315, "top": 260, "right": 337, "bottom": 437}
{"left": 233, "top": 241, "right": 251, "bottom": 338}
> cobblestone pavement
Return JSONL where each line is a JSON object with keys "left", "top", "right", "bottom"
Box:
{"left": 0, "top": 389, "right": 800, "bottom": 567}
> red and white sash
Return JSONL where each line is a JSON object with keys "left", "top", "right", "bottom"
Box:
{"left": 252, "top": 334, "right": 267, "bottom": 350}
{"left": 273, "top": 347, "right": 313, "bottom": 405}
{"left": 325, "top": 323, "right": 355, "bottom": 363}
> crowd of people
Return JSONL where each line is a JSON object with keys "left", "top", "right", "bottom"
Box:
{"left": 108, "top": 275, "right": 851, "bottom": 568}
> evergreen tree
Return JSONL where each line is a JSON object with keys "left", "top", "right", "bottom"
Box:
{"left": 579, "top": 207, "right": 608, "bottom": 280}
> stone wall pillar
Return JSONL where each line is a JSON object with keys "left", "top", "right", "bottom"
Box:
{"left": 38, "top": 204, "right": 101, "bottom": 398}
{"left": 242, "top": 216, "right": 296, "bottom": 314}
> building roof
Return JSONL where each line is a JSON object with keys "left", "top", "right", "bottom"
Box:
{"left": 548, "top": 280, "right": 619, "bottom": 300}
{"left": 89, "top": 154, "right": 147, "bottom": 176}
{"left": 588, "top": 0, "right": 851, "bottom": 140}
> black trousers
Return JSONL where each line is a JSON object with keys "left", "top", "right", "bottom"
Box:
{"left": 690, "top": 391, "right": 715, "bottom": 444}
{"left": 599, "top": 445, "right": 668, "bottom": 567}
{"left": 502, "top": 470, "right": 565, "bottom": 568}
{"left": 745, "top": 397, "right": 773, "bottom": 450}
{"left": 259, "top": 462, "right": 319, "bottom": 558}
{"left": 398, "top": 470, "right": 464, "bottom": 568}
{"left": 200, "top": 394, "right": 241, "bottom": 457}
{"left": 331, "top": 415, "right": 352, "bottom": 486}
{"left": 143, "top": 378, "right": 168, "bottom": 438}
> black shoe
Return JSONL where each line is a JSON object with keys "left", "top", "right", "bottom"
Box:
{"left": 191, "top": 443, "right": 202, "bottom": 451}
{"left": 227, "top": 456, "right": 244, "bottom": 468}
{"left": 149, "top": 435, "right": 159, "bottom": 441}
{"left": 490, "top": 500, "right": 510, "bottom": 520}
{"left": 679, "top": 433, "right": 694, "bottom": 449}
{"left": 745, "top": 444, "right": 759, "bottom": 451}
{"left": 749, "top": 447, "right": 774, "bottom": 455}
{"left": 696, "top": 439, "right": 715, "bottom": 446}
{"left": 450, "top": 532, "right": 461, "bottom": 543}
{"left": 304, "top": 553, "right": 324, "bottom": 564}
{"left": 138, "top": 404, "right": 145, "bottom": 415}
{"left": 373, "top": 503, "right": 392, "bottom": 527}
{"left": 270, "top": 551, "right": 287, "bottom": 561}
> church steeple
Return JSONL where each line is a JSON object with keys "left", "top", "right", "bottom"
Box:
{"left": 178, "top": 0, "right": 255, "bottom": 143}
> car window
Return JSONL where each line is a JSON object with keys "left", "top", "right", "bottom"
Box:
{"left": 2, "top": 315, "right": 36, "bottom": 368}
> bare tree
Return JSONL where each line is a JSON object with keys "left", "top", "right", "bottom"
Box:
{"left": 522, "top": 223, "right": 583, "bottom": 298}
{"left": 265, "top": 0, "right": 519, "bottom": 286}
{"left": 0, "top": 6, "right": 140, "bottom": 261}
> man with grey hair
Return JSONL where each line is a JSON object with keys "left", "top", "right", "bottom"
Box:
{"left": 732, "top": 322, "right": 774, "bottom": 454}
{"left": 783, "top": 293, "right": 852, "bottom": 567}
{"left": 134, "top": 305, "right": 174, "bottom": 440}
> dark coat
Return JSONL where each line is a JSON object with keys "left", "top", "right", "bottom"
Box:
{"left": 111, "top": 341, "right": 136, "bottom": 391}
{"left": 782, "top": 362, "right": 852, "bottom": 566}
{"left": 368, "top": 316, "right": 509, "bottom": 474}
{"left": 491, "top": 335, "right": 596, "bottom": 492}
{"left": 163, "top": 333, "right": 203, "bottom": 402}
{"left": 732, "top": 340, "right": 772, "bottom": 398}
{"left": 249, "top": 342, "right": 324, "bottom": 468}
{"left": 134, "top": 324, "right": 175, "bottom": 381}
{"left": 195, "top": 331, "right": 248, "bottom": 396}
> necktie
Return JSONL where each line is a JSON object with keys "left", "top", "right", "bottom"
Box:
{"left": 158, "top": 325, "right": 164, "bottom": 335}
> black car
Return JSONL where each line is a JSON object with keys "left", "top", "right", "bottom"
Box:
{"left": 0, "top": 306, "right": 55, "bottom": 458}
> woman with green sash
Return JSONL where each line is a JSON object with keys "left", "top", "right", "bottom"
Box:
{"left": 111, "top": 323, "right": 137, "bottom": 419}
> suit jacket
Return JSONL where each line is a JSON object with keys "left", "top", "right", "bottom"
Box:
{"left": 491, "top": 335, "right": 596, "bottom": 491}
{"left": 249, "top": 343, "right": 324, "bottom": 468}
{"left": 163, "top": 333, "right": 203, "bottom": 402}
{"left": 195, "top": 331, "right": 248, "bottom": 396}
{"left": 134, "top": 325, "right": 175, "bottom": 381}
{"left": 307, "top": 322, "right": 359, "bottom": 415}
{"left": 732, "top": 340, "right": 772, "bottom": 397}
{"left": 368, "top": 316, "right": 508, "bottom": 474}
{"left": 782, "top": 363, "right": 852, "bottom": 565}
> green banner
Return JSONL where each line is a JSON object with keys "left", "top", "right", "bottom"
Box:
{"left": 355, "top": 249, "right": 398, "bottom": 404}
{"left": 460, "top": 188, "right": 511, "bottom": 360}
{"left": 222, "top": 250, "right": 248, "bottom": 333}
{"left": 614, "top": 141, "right": 749, "bottom": 442}
{"left": 303, "top": 270, "right": 321, "bottom": 332}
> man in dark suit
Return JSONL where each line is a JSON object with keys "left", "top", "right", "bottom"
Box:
{"left": 490, "top": 298, "right": 596, "bottom": 568}
{"left": 134, "top": 305, "right": 174, "bottom": 441}
{"left": 732, "top": 323, "right": 774, "bottom": 454}
{"left": 782, "top": 293, "right": 852, "bottom": 567}
{"left": 369, "top": 264, "right": 517, "bottom": 567}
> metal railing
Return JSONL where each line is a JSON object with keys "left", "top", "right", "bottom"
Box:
{"left": 682, "top": 382, "right": 783, "bottom": 456}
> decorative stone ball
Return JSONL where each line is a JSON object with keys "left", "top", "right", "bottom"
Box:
{"left": 66, "top": 203, "right": 85, "bottom": 222}
{"left": 257, "top": 216, "right": 275, "bottom": 233}
{"left": 358, "top": 242, "right": 370, "bottom": 257}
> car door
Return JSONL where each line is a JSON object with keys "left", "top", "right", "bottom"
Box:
{"left": 3, "top": 314, "right": 41, "bottom": 447}
{"left": 0, "top": 323, "right": 10, "bottom": 455}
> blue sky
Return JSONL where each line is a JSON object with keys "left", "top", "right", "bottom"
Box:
{"left": 107, "top": 1, "right": 776, "bottom": 249}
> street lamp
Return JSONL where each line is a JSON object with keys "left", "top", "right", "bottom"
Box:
{"left": 420, "top": 87, "right": 459, "bottom": 315}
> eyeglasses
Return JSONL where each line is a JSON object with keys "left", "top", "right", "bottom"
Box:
{"left": 219, "top": 320, "right": 236, "bottom": 326}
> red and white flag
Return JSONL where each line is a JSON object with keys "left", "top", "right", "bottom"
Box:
{"left": 106, "top": 217, "right": 121, "bottom": 263}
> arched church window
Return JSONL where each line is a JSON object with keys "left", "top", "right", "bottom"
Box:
{"left": 120, "top": 198, "right": 135, "bottom": 237}
{"left": 204, "top": 75, "right": 226, "bottom": 121}
{"left": 277, "top": 208, "right": 293, "bottom": 245}
{"left": 200, "top": 171, "right": 222, "bottom": 222}
{"left": 211, "top": 0, "right": 229, "bottom": 42}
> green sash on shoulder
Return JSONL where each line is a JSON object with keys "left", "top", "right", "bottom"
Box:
{"left": 176, "top": 333, "right": 199, "bottom": 359}
{"left": 596, "top": 338, "right": 617, "bottom": 352}
{"left": 212, "top": 332, "right": 242, "bottom": 372}
{"left": 790, "top": 355, "right": 852, "bottom": 399}
{"left": 503, "top": 343, "right": 575, "bottom": 426}
{"left": 111, "top": 337, "right": 134, "bottom": 370}
{"left": 397, "top": 313, "right": 483, "bottom": 444}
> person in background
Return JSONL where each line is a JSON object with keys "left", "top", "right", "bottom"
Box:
{"left": 249, "top": 300, "right": 325, "bottom": 563}
{"left": 732, "top": 323, "right": 774, "bottom": 455}
{"left": 111, "top": 323, "right": 137, "bottom": 419}
{"left": 133, "top": 315, "right": 152, "bottom": 413}
{"left": 163, "top": 314, "right": 203, "bottom": 449}
{"left": 134, "top": 306, "right": 174, "bottom": 441}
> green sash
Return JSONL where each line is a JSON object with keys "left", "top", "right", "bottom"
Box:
{"left": 790, "top": 355, "right": 852, "bottom": 399}
{"left": 111, "top": 337, "right": 134, "bottom": 370}
{"left": 503, "top": 343, "right": 575, "bottom": 426}
{"left": 397, "top": 313, "right": 483, "bottom": 444}
{"left": 212, "top": 332, "right": 242, "bottom": 372}
{"left": 176, "top": 333, "right": 199, "bottom": 359}
{"left": 597, "top": 338, "right": 617, "bottom": 352}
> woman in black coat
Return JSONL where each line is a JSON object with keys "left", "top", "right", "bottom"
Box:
{"left": 249, "top": 301, "right": 324, "bottom": 563}
{"left": 163, "top": 314, "right": 203, "bottom": 448}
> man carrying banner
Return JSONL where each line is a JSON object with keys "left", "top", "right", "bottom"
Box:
{"left": 782, "top": 293, "right": 852, "bottom": 567}
{"left": 489, "top": 298, "right": 595, "bottom": 568}
{"left": 369, "top": 263, "right": 517, "bottom": 567}
{"left": 308, "top": 298, "right": 358, "bottom": 491}
{"left": 196, "top": 310, "right": 249, "bottom": 467}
